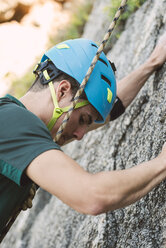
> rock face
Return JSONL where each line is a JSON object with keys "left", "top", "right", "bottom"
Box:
{"left": 1, "top": 0, "right": 166, "bottom": 247}
{"left": 82, "top": 0, "right": 110, "bottom": 43}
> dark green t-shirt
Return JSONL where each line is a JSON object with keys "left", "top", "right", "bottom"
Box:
{"left": 0, "top": 94, "right": 61, "bottom": 233}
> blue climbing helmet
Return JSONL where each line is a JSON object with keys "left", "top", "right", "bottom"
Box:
{"left": 41, "top": 38, "right": 116, "bottom": 123}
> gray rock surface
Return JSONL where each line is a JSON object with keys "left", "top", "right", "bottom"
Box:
{"left": 2, "top": 0, "right": 166, "bottom": 247}
{"left": 82, "top": 0, "right": 110, "bottom": 43}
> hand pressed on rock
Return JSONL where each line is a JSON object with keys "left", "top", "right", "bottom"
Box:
{"left": 147, "top": 32, "right": 166, "bottom": 69}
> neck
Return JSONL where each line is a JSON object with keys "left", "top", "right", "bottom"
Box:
{"left": 19, "top": 89, "right": 54, "bottom": 126}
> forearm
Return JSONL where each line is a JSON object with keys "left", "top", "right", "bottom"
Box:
{"left": 117, "top": 32, "right": 166, "bottom": 108}
{"left": 86, "top": 58, "right": 159, "bottom": 132}
{"left": 26, "top": 145, "right": 166, "bottom": 215}
{"left": 93, "top": 156, "right": 166, "bottom": 213}
{"left": 117, "top": 59, "right": 156, "bottom": 108}
{"left": 86, "top": 60, "right": 156, "bottom": 132}
{"left": 88, "top": 62, "right": 154, "bottom": 128}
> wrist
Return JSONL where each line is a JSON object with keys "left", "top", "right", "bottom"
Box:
{"left": 146, "top": 53, "right": 165, "bottom": 71}
{"left": 143, "top": 58, "right": 158, "bottom": 72}
{"left": 152, "top": 155, "right": 166, "bottom": 180}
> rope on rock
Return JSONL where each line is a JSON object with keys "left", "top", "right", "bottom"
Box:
{"left": 0, "top": 0, "right": 127, "bottom": 244}
{"left": 55, "top": 0, "right": 128, "bottom": 142}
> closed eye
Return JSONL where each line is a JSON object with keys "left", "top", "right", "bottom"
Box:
{"left": 79, "top": 114, "right": 92, "bottom": 126}
{"left": 79, "top": 115, "right": 85, "bottom": 125}
{"left": 87, "top": 115, "right": 92, "bottom": 125}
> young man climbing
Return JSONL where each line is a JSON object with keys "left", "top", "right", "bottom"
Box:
{"left": 0, "top": 33, "right": 166, "bottom": 237}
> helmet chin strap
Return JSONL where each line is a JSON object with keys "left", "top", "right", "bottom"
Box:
{"left": 43, "top": 70, "right": 89, "bottom": 131}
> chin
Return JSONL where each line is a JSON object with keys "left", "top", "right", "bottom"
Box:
{"left": 56, "top": 136, "right": 65, "bottom": 146}
{"left": 56, "top": 140, "right": 62, "bottom": 146}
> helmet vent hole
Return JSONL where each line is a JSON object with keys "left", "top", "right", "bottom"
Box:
{"left": 99, "top": 58, "right": 108, "bottom": 67}
{"left": 91, "top": 43, "right": 98, "bottom": 48}
{"left": 101, "top": 75, "right": 111, "bottom": 88}
{"left": 109, "top": 60, "right": 117, "bottom": 72}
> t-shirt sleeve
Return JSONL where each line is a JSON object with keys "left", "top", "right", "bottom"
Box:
{"left": 0, "top": 103, "right": 61, "bottom": 186}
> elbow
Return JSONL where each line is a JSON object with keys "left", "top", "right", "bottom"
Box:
{"left": 72, "top": 189, "right": 106, "bottom": 216}
{"left": 84, "top": 202, "right": 105, "bottom": 216}
{"left": 70, "top": 174, "right": 123, "bottom": 216}
{"left": 79, "top": 202, "right": 105, "bottom": 216}
{"left": 89, "top": 186, "right": 127, "bottom": 215}
{"left": 84, "top": 196, "right": 117, "bottom": 216}
{"left": 90, "top": 198, "right": 120, "bottom": 216}
{"left": 79, "top": 187, "right": 118, "bottom": 216}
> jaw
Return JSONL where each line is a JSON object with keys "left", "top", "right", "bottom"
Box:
{"left": 54, "top": 132, "right": 74, "bottom": 146}
{"left": 56, "top": 135, "right": 65, "bottom": 146}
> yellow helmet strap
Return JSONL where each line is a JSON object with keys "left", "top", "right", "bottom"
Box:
{"left": 47, "top": 79, "right": 89, "bottom": 131}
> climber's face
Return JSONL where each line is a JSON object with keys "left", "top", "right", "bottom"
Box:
{"left": 57, "top": 101, "right": 98, "bottom": 146}
{"left": 49, "top": 80, "right": 99, "bottom": 145}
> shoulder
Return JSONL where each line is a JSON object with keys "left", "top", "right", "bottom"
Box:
{"left": 0, "top": 97, "right": 61, "bottom": 152}
{"left": 0, "top": 96, "right": 61, "bottom": 186}
{"left": 0, "top": 95, "right": 51, "bottom": 139}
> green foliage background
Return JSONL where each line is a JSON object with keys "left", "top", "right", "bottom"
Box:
{"left": 51, "top": 1, "right": 93, "bottom": 44}
{"left": 107, "top": 0, "right": 147, "bottom": 21}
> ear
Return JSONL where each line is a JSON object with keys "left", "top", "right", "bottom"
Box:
{"left": 56, "top": 80, "right": 72, "bottom": 101}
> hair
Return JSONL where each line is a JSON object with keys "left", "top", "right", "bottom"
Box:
{"left": 29, "top": 71, "right": 87, "bottom": 100}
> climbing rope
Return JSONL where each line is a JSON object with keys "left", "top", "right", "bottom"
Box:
{"left": 0, "top": 0, "right": 127, "bottom": 243}
{"left": 55, "top": 0, "right": 128, "bottom": 142}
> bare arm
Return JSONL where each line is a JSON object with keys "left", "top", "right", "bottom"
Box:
{"left": 117, "top": 61, "right": 157, "bottom": 108}
{"left": 26, "top": 143, "right": 166, "bottom": 215}
{"left": 87, "top": 59, "right": 153, "bottom": 132}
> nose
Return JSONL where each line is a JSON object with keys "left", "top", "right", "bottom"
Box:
{"left": 73, "top": 127, "right": 86, "bottom": 140}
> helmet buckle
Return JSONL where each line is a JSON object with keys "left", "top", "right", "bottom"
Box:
{"left": 54, "top": 108, "right": 63, "bottom": 118}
